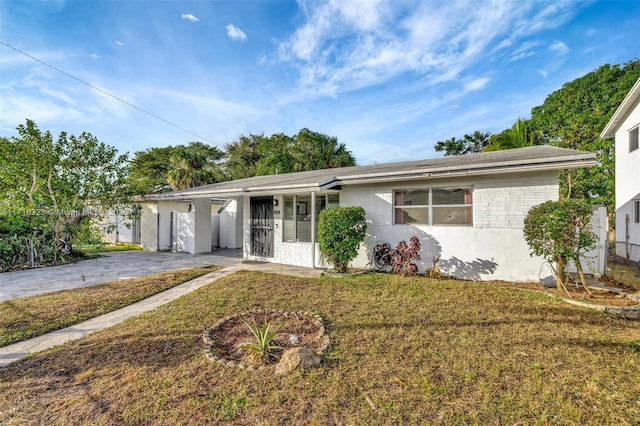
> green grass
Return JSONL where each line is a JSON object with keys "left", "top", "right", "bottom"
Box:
{"left": 1, "top": 271, "right": 638, "bottom": 425}
{"left": 0, "top": 266, "right": 219, "bottom": 347}
{"left": 79, "top": 243, "right": 143, "bottom": 253}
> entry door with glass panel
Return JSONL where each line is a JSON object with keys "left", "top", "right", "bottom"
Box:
{"left": 250, "top": 196, "right": 274, "bottom": 257}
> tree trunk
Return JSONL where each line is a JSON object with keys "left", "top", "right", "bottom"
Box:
{"left": 555, "top": 257, "right": 567, "bottom": 289}
{"left": 574, "top": 258, "right": 593, "bottom": 298}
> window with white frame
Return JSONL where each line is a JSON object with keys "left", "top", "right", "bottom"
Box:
{"left": 631, "top": 126, "right": 639, "bottom": 152}
{"left": 283, "top": 193, "right": 339, "bottom": 242}
{"left": 394, "top": 188, "right": 473, "bottom": 225}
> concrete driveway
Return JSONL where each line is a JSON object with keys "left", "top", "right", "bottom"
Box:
{"left": 0, "top": 250, "right": 244, "bottom": 302}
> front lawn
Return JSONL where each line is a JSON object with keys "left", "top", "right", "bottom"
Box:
{"left": 0, "top": 272, "right": 638, "bottom": 424}
{"left": 0, "top": 266, "right": 219, "bottom": 347}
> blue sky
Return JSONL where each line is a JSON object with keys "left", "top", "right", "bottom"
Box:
{"left": 1, "top": 0, "right": 639, "bottom": 165}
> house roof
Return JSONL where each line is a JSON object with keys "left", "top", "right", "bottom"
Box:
{"left": 146, "top": 145, "right": 596, "bottom": 200}
{"left": 601, "top": 77, "right": 640, "bottom": 139}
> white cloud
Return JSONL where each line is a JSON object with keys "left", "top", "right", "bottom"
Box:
{"left": 89, "top": 53, "right": 101, "bottom": 59}
{"left": 538, "top": 69, "right": 549, "bottom": 79}
{"left": 549, "top": 41, "right": 569, "bottom": 54}
{"left": 115, "top": 40, "right": 124, "bottom": 46}
{"left": 181, "top": 13, "right": 200, "bottom": 23}
{"left": 464, "top": 77, "right": 490, "bottom": 92}
{"left": 226, "top": 24, "right": 247, "bottom": 41}
{"left": 274, "top": 1, "right": 581, "bottom": 98}
{"left": 507, "top": 40, "right": 541, "bottom": 62}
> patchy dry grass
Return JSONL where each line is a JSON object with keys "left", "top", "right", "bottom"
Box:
{"left": 608, "top": 263, "right": 640, "bottom": 293}
{"left": 0, "top": 267, "right": 219, "bottom": 347}
{"left": 0, "top": 271, "right": 639, "bottom": 425}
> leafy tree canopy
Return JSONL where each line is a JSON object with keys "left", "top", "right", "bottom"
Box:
{"left": 224, "top": 129, "right": 355, "bottom": 180}
{"left": 166, "top": 142, "right": 225, "bottom": 190}
{"left": 434, "top": 131, "right": 492, "bottom": 156}
{"left": 529, "top": 59, "right": 640, "bottom": 217}
{"left": 0, "top": 119, "right": 132, "bottom": 261}
{"left": 292, "top": 128, "right": 356, "bottom": 171}
{"left": 483, "top": 118, "right": 544, "bottom": 151}
{"left": 129, "top": 142, "right": 225, "bottom": 193}
{"left": 128, "top": 146, "right": 175, "bottom": 194}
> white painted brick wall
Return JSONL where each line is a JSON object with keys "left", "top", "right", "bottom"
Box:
{"left": 473, "top": 179, "right": 558, "bottom": 229}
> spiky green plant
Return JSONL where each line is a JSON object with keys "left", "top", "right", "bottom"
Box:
{"left": 239, "top": 317, "right": 288, "bottom": 363}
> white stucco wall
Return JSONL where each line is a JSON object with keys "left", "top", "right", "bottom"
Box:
{"left": 243, "top": 171, "right": 561, "bottom": 281}
{"left": 140, "top": 200, "right": 190, "bottom": 251}
{"left": 614, "top": 101, "right": 640, "bottom": 255}
{"left": 341, "top": 171, "right": 559, "bottom": 281}
{"left": 220, "top": 197, "right": 243, "bottom": 249}
{"left": 616, "top": 198, "right": 640, "bottom": 261}
{"left": 615, "top": 104, "right": 640, "bottom": 210}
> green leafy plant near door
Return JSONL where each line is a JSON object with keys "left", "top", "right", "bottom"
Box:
{"left": 318, "top": 206, "right": 367, "bottom": 273}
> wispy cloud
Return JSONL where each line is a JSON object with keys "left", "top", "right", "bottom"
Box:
{"left": 507, "top": 40, "right": 542, "bottom": 62}
{"left": 226, "top": 24, "right": 247, "bottom": 41}
{"left": 89, "top": 53, "right": 101, "bottom": 59}
{"left": 275, "top": 1, "right": 581, "bottom": 99}
{"left": 181, "top": 13, "right": 199, "bottom": 23}
{"left": 549, "top": 41, "right": 569, "bottom": 54}
{"left": 464, "top": 77, "right": 490, "bottom": 92}
{"left": 538, "top": 69, "right": 548, "bottom": 79}
{"left": 115, "top": 40, "right": 124, "bottom": 46}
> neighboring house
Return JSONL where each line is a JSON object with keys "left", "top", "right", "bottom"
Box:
{"left": 601, "top": 77, "right": 640, "bottom": 262}
{"left": 142, "top": 146, "right": 596, "bottom": 281}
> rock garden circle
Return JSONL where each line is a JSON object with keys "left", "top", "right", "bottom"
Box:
{"left": 203, "top": 309, "right": 330, "bottom": 375}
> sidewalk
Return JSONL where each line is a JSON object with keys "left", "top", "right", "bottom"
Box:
{"left": 0, "top": 262, "right": 323, "bottom": 367}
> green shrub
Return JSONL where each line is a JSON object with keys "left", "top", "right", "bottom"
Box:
{"left": 523, "top": 199, "right": 597, "bottom": 295}
{"left": 318, "top": 206, "right": 367, "bottom": 273}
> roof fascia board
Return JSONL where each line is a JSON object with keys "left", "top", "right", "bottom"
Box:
{"left": 336, "top": 153, "right": 595, "bottom": 182}
{"left": 340, "top": 159, "right": 597, "bottom": 186}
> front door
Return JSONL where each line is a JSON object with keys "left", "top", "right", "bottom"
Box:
{"left": 250, "top": 196, "right": 274, "bottom": 257}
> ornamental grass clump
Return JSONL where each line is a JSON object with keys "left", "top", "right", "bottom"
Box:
{"left": 239, "top": 317, "right": 288, "bottom": 363}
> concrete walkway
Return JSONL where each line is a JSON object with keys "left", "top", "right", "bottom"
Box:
{"left": 0, "top": 256, "right": 323, "bottom": 367}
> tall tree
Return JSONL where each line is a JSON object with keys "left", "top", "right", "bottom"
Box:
{"left": 224, "top": 129, "right": 355, "bottom": 178}
{"left": 128, "top": 146, "right": 175, "bottom": 194}
{"left": 434, "top": 131, "right": 492, "bottom": 156}
{"left": 528, "top": 59, "right": 640, "bottom": 218}
{"left": 483, "top": 118, "right": 543, "bottom": 151}
{"left": 166, "top": 142, "right": 225, "bottom": 190}
{"left": 223, "top": 134, "right": 265, "bottom": 180}
{"left": 292, "top": 128, "right": 356, "bottom": 171}
{"left": 254, "top": 132, "right": 296, "bottom": 176}
{"left": 0, "top": 119, "right": 132, "bottom": 258}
